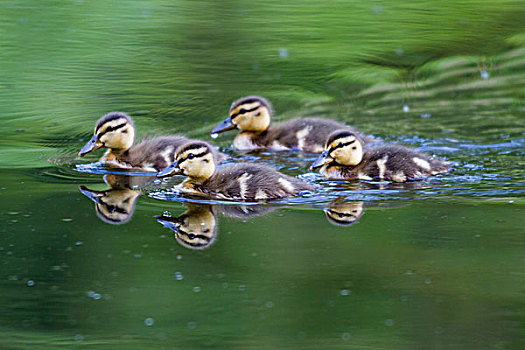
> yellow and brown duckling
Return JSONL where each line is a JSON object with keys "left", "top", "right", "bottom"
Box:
{"left": 311, "top": 130, "right": 450, "bottom": 182}
{"left": 211, "top": 95, "right": 375, "bottom": 152}
{"left": 157, "top": 141, "right": 317, "bottom": 201}
{"left": 79, "top": 111, "right": 226, "bottom": 171}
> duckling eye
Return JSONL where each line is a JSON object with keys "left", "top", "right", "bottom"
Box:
{"left": 338, "top": 142, "right": 344, "bottom": 147}
{"left": 352, "top": 146, "right": 357, "bottom": 150}
{"left": 187, "top": 154, "right": 195, "bottom": 160}
{"left": 239, "top": 108, "right": 247, "bottom": 114}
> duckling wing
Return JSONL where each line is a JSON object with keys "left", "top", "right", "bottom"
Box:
{"left": 266, "top": 118, "right": 375, "bottom": 152}
{"left": 202, "top": 163, "right": 316, "bottom": 200}
{"left": 121, "top": 136, "right": 190, "bottom": 171}
{"left": 362, "top": 146, "right": 450, "bottom": 181}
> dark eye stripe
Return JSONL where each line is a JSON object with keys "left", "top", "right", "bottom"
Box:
{"left": 329, "top": 139, "right": 355, "bottom": 152}
{"left": 99, "top": 123, "right": 127, "bottom": 137}
{"left": 230, "top": 105, "right": 261, "bottom": 119}
{"left": 178, "top": 151, "right": 209, "bottom": 165}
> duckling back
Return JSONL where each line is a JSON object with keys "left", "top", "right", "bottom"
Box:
{"left": 195, "top": 163, "right": 317, "bottom": 201}
{"left": 258, "top": 117, "right": 375, "bottom": 152}
{"left": 116, "top": 136, "right": 190, "bottom": 171}
{"left": 329, "top": 145, "right": 450, "bottom": 182}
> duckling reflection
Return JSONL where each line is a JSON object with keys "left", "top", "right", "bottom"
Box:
{"left": 157, "top": 203, "right": 278, "bottom": 250}
{"left": 157, "top": 204, "right": 217, "bottom": 250}
{"left": 324, "top": 201, "right": 365, "bottom": 226}
{"left": 79, "top": 174, "right": 154, "bottom": 225}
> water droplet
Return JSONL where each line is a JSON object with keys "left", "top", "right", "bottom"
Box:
{"left": 144, "top": 317, "right": 154, "bottom": 326}
{"left": 395, "top": 48, "right": 404, "bottom": 56}
{"left": 133, "top": 254, "right": 142, "bottom": 258}
{"left": 403, "top": 105, "right": 410, "bottom": 112}
{"left": 210, "top": 133, "right": 219, "bottom": 139}
{"left": 265, "top": 301, "right": 274, "bottom": 308}
{"left": 93, "top": 293, "right": 101, "bottom": 300}
{"left": 176, "top": 254, "right": 182, "bottom": 260}
{"left": 372, "top": 5, "right": 383, "bottom": 14}
{"left": 62, "top": 218, "right": 73, "bottom": 222}
{"left": 340, "top": 289, "right": 349, "bottom": 296}
{"left": 75, "top": 241, "right": 83, "bottom": 246}
{"left": 74, "top": 334, "right": 84, "bottom": 342}
{"left": 480, "top": 71, "right": 490, "bottom": 79}
{"left": 342, "top": 332, "right": 351, "bottom": 341}
{"left": 425, "top": 278, "right": 432, "bottom": 284}
{"left": 421, "top": 113, "right": 431, "bottom": 119}
{"left": 193, "top": 286, "right": 201, "bottom": 293}
{"left": 175, "top": 272, "right": 184, "bottom": 281}
{"left": 163, "top": 211, "right": 172, "bottom": 217}
{"left": 385, "top": 319, "right": 394, "bottom": 327}
{"left": 27, "top": 280, "right": 34, "bottom": 287}
{"left": 238, "top": 285, "right": 246, "bottom": 292}
{"left": 278, "top": 48, "right": 289, "bottom": 58}
{"left": 187, "top": 321, "right": 196, "bottom": 329}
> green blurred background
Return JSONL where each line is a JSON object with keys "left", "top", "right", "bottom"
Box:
{"left": 1, "top": 1, "right": 524, "bottom": 348}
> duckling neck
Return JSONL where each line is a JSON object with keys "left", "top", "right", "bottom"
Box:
{"left": 233, "top": 131, "right": 268, "bottom": 150}
{"left": 101, "top": 149, "right": 132, "bottom": 168}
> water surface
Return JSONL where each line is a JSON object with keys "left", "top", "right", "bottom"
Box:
{"left": 1, "top": 1, "right": 524, "bottom": 349}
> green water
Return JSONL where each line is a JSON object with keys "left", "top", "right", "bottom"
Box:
{"left": 1, "top": 1, "right": 525, "bottom": 349}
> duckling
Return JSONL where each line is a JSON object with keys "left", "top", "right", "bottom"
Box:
{"left": 157, "top": 141, "right": 317, "bottom": 201}
{"left": 78, "top": 174, "right": 154, "bottom": 224}
{"left": 324, "top": 201, "right": 364, "bottom": 226}
{"left": 78, "top": 111, "right": 226, "bottom": 171}
{"left": 211, "top": 95, "right": 375, "bottom": 152}
{"left": 157, "top": 204, "right": 217, "bottom": 250}
{"left": 311, "top": 130, "right": 450, "bottom": 182}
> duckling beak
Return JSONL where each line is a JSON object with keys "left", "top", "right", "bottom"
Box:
{"left": 78, "top": 135, "right": 103, "bottom": 156}
{"left": 311, "top": 150, "right": 333, "bottom": 170}
{"left": 78, "top": 185, "right": 104, "bottom": 204}
{"left": 156, "top": 216, "right": 183, "bottom": 232}
{"left": 157, "top": 160, "right": 183, "bottom": 178}
{"left": 211, "top": 116, "right": 236, "bottom": 134}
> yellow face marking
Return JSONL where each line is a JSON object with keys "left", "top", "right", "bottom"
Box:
{"left": 176, "top": 147, "right": 215, "bottom": 180}
{"left": 329, "top": 135, "right": 363, "bottom": 166}
{"left": 97, "top": 119, "right": 134, "bottom": 151}
{"left": 230, "top": 103, "right": 271, "bottom": 132}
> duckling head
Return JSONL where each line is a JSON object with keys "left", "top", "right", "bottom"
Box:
{"left": 324, "top": 201, "right": 364, "bottom": 226}
{"left": 157, "top": 141, "right": 216, "bottom": 180}
{"left": 79, "top": 185, "right": 140, "bottom": 225}
{"left": 211, "top": 96, "right": 272, "bottom": 135}
{"left": 78, "top": 112, "right": 135, "bottom": 156}
{"left": 157, "top": 205, "right": 217, "bottom": 250}
{"left": 311, "top": 130, "right": 363, "bottom": 169}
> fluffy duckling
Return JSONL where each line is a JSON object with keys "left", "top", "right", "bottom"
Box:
{"left": 79, "top": 111, "right": 226, "bottom": 171}
{"left": 211, "top": 95, "right": 375, "bottom": 152}
{"left": 157, "top": 141, "right": 317, "bottom": 201}
{"left": 311, "top": 130, "right": 450, "bottom": 182}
